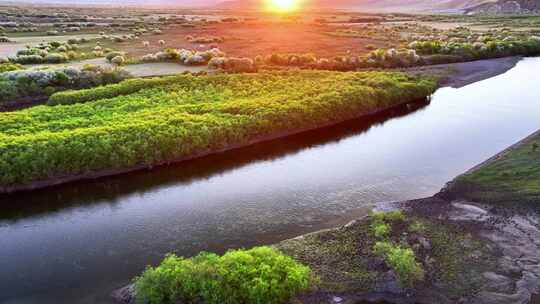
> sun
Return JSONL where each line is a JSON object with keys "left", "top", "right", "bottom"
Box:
{"left": 268, "top": 0, "right": 299, "bottom": 12}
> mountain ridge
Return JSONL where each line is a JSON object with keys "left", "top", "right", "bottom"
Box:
{"left": 217, "top": 0, "right": 498, "bottom": 12}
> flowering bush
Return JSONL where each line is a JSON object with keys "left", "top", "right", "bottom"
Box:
{"left": 409, "top": 37, "right": 540, "bottom": 62}
{"left": 208, "top": 57, "right": 256, "bottom": 72}
{"left": 8, "top": 41, "right": 91, "bottom": 64}
{"left": 111, "top": 56, "right": 125, "bottom": 65}
{"left": 105, "top": 51, "right": 126, "bottom": 62}
{"left": 140, "top": 48, "right": 226, "bottom": 66}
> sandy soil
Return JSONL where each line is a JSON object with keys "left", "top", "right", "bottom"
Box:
{"left": 28, "top": 58, "right": 208, "bottom": 77}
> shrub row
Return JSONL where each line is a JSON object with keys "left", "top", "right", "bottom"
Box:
{"left": 229, "top": 37, "right": 540, "bottom": 72}
{"left": 48, "top": 75, "right": 183, "bottom": 105}
{"left": 409, "top": 37, "right": 540, "bottom": 61}
{"left": 141, "top": 48, "right": 225, "bottom": 66}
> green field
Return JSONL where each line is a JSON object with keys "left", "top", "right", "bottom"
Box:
{"left": 455, "top": 132, "right": 540, "bottom": 203}
{"left": 0, "top": 71, "right": 435, "bottom": 189}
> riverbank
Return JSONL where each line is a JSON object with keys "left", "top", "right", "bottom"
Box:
{"left": 3, "top": 56, "right": 539, "bottom": 304}
{"left": 0, "top": 56, "right": 525, "bottom": 194}
{"left": 403, "top": 56, "right": 522, "bottom": 89}
{"left": 0, "top": 71, "right": 435, "bottom": 193}
{"left": 281, "top": 129, "right": 540, "bottom": 304}
{"left": 113, "top": 129, "right": 540, "bottom": 304}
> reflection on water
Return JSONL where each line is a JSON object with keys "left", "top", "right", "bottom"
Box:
{"left": 0, "top": 99, "right": 429, "bottom": 222}
{"left": 1, "top": 57, "right": 540, "bottom": 304}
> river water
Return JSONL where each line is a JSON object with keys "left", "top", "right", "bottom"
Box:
{"left": 1, "top": 57, "right": 540, "bottom": 304}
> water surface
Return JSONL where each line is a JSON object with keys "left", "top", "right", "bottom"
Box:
{"left": 1, "top": 57, "right": 540, "bottom": 303}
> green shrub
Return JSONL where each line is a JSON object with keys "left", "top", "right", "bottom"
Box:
{"left": 1, "top": 71, "right": 435, "bottom": 186}
{"left": 370, "top": 211, "right": 404, "bottom": 239}
{"left": 0, "top": 63, "right": 23, "bottom": 73}
{"left": 372, "top": 221, "right": 390, "bottom": 239}
{"left": 106, "top": 51, "right": 125, "bottom": 62}
{"left": 0, "top": 80, "right": 18, "bottom": 101}
{"left": 373, "top": 241, "right": 425, "bottom": 288}
{"left": 372, "top": 210, "right": 405, "bottom": 222}
{"left": 9, "top": 54, "right": 44, "bottom": 64}
{"left": 408, "top": 220, "right": 426, "bottom": 234}
{"left": 44, "top": 53, "right": 68, "bottom": 63}
{"left": 135, "top": 246, "right": 312, "bottom": 304}
{"left": 48, "top": 76, "right": 179, "bottom": 105}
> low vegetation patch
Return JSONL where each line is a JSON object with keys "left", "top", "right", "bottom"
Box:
{"left": 48, "top": 75, "right": 179, "bottom": 105}
{"left": 140, "top": 47, "right": 225, "bottom": 66}
{"left": 278, "top": 210, "right": 494, "bottom": 298}
{"left": 453, "top": 132, "right": 540, "bottom": 204}
{"left": 0, "top": 70, "right": 435, "bottom": 188}
{"left": 135, "top": 246, "right": 312, "bottom": 304}
{"left": 0, "top": 64, "right": 129, "bottom": 106}
{"left": 0, "top": 62, "right": 23, "bottom": 73}
{"left": 373, "top": 241, "right": 425, "bottom": 288}
{"left": 369, "top": 211, "right": 424, "bottom": 288}
{"left": 6, "top": 40, "right": 89, "bottom": 64}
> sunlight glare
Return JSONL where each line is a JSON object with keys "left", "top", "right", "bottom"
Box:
{"left": 269, "top": 0, "right": 299, "bottom": 12}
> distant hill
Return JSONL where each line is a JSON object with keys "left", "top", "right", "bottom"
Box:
{"left": 466, "top": 0, "right": 540, "bottom": 13}
{"left": 217, "top": 0, "right": 498, "bottom": 12}
{"left": 8, "top": 0, "right": 539, "bottom": 13}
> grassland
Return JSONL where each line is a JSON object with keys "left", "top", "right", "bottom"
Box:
{"left": 451, "top": 130, "right": 540, "bottom": 204}
{"left": 0, "top": 70, "right": 435, "bottom": 191}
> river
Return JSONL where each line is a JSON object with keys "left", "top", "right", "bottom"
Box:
{"left": 1, "top": 57, "right": 539, "bottom": 304}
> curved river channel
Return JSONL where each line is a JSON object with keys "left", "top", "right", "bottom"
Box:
{"left": 1, "top": 57, "right": 540, "bottom": 304}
